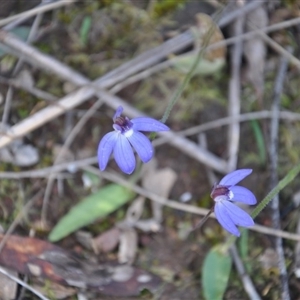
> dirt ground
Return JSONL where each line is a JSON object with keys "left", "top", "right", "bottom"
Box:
{"left": 1, "top": 1, "right": 300, "bottom": 299}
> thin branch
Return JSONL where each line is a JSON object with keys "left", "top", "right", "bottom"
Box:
{"left": 269, "top": 51, "right": 291, "bottom": 300}
{"left": 83, "top": 165, "right": 300, "bottom": 242}
{"left": 154, "top": 110, "right": 300, "bottom": 146}
{"left": 227, "top": 8, "right": 244, "bottom": 171}
{"left": 109, "top": 16, "right": 300, "bottom": 93}
{"left": 0, "top": 76, "right": 58, "bottom": 102}
{"left": 0, "top": 157, "right": 297, "bottom": 241}
{"left": 230, "top": 245, "right": 261, "bottom": 300}
{"left": 1, "top": 9, "right": 44, "bottom": 130}
{"left": 0, "top": 266, "right": 49, "bottom": 300}
{"left": 0, "top": 0, "right": 75, "bottom": 28}
{"left": 0, "top": 156, "right": 98, "bottom": 179}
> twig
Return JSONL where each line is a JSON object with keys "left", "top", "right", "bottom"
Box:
{"left": 0, "top": 156, "right": 98, "bottom": 179}
{"left": 248, "top": 23, "right": 300, "bottom": 70}
{"left": 0, "top": 156, "right": 297, "bottom": 241}
{"left": 1, "top": 9, "right": 44, "bottom": 130}
{"left": 154, "top": 110, "right": 300, "bottom": 146}
{"left": 230, "top": 245, "right": 261, "bottom": 300}
{"left": 0, "top": 0, "right": 75, "bottom": 28}
{"left": 217, "top": 1, "right": 262, "bottom": 28}
{"left": 83, "top": 165, "right": 300, "bottom": 242}
{"left": 269, "top": 51, "right": 290, "bottom": 300}
{"left": 0, "top": 266, "right": 49, "bottom": 300}
{"left": 109, "top": 16, "right": 300, "bottom": 93}
{"left": 0, "top": 76, "right": 58, "bottom": 102}
{"left": 227, "top": 8, "right": 244, "bottom": 171}
{"left": 0, "top": 2, "right": 265, "bottom": 96}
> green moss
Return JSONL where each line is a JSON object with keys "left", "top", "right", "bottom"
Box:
{"left": 153, "top": 0, "right": 188, "bottom": 17}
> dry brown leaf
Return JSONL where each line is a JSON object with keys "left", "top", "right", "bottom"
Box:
{"left": 92, "top": 227, "right": 120, "bottom": 254}
{"left": 0, "top": 233, "right": 161, "bottom": 296}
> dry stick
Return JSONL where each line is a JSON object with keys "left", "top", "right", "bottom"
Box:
{"left": 1, "top": 106, "right": 300, "bottom": 178}
{"left": 250, "top": 24, "right": 300, "bottom": 70}
{"left": 0, "top": 156, "right": 297, "bottom": 241}
{"left": 0, "top": 156, "right": 98, "bottom": 179}
{"left": 0, "top": 0, "right": 75, "bottom": 28}
{"left": 0, "top": 266, "right": 50, "bottom": 300}
{"left": 110, "top": 16, "right": 300, "bottom": 94}
{"left": 95, "top": 1, "right": 262, "bottom": 88}
{"left": 0, "top": 110, "right": 299, "bottom": 180}
{"left": 1, "top": 11, "right": 43, "bottom": 130}
{"left": 41, "top": 99, "right": 104, "bottom": 222}
{"left": 0, "top": 76, "right": 58, "bottom": 102}
{"left": 270, "top": 52, "right": 290, "bottom": 300}
{"left": 0, "top": 111, "right": 299, "bottom": 179}
{"left": 153, "top": 110, "right": 300, "bottom": 146}
{"left": 227, "top": 12, "right": 244, "bottom": 172}
{"left": 83, "top": 165, "right": 300, "bottom": 242}
{"left": 230, "top": 245, "right": 261, "bottom": 300}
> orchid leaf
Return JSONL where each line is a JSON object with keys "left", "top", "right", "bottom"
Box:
{"left": 49, "top": 184, "right": 134, "bottom": 242}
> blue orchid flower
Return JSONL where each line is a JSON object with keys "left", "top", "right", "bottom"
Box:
{"left": 210, "top": 169, "right": 257, "bottom": 236}
{"left": 98, "top": 106, "right": 170, "bottom": 174}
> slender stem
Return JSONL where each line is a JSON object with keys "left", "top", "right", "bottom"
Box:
{"left": 160, "top": 10, "right": 223, "bottom": 124}
{"left": 193, "top": 208, "right": 214, "bottom": 230}
{"left": 251, "top": 162, "right": 300, "bottom": 220}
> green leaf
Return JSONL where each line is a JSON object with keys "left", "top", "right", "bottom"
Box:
{"left": 49, "top": 184, "right": 134, "bottom": 242}
{"left": 202, "top": 245, "right": 232, "bottom": 300}
{"left": 80, "top": 16, "right": 92, "bottom": 46}
{"left": 250, "top": 120, "right": 266, "bottom": 165}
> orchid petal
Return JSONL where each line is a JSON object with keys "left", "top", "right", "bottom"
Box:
{"left": 127, "top": 131, "right": 153, "bottom": 163}
{"left": 97, "top": 131, "right": 118, "bottom": 171}
{"left": 222, "top": 201, "right": 254, "bottom": 228}
{"left": 230, "top": 186, "right": 257, "bottom": 205}
{"left": 113, "top": 106, "right": 123, "bottom": 121}
{"left": 219, "top": 169, "right": 252, "bottom": 186}
{"left": 131, "top": 117, "right": 169, "bottom": 132}
{"left": 113, "top": 134, "right": 135, "bottom": 174}
{"left": 214, "top": 202, "right": 240, "bottom": 236}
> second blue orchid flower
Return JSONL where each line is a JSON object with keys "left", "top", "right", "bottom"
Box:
{"left": 210, "top": 169, "right": 257, "bottom": 236}
{"left": 98, "top": 106, "right": 169, "bottom": 174}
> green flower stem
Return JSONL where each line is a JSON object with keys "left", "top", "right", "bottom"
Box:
{"left": 251, "top": 161, "right": 300, "bottom": 219}
{"left": 160, "top": 12, "right": 222, "bottom": 124}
